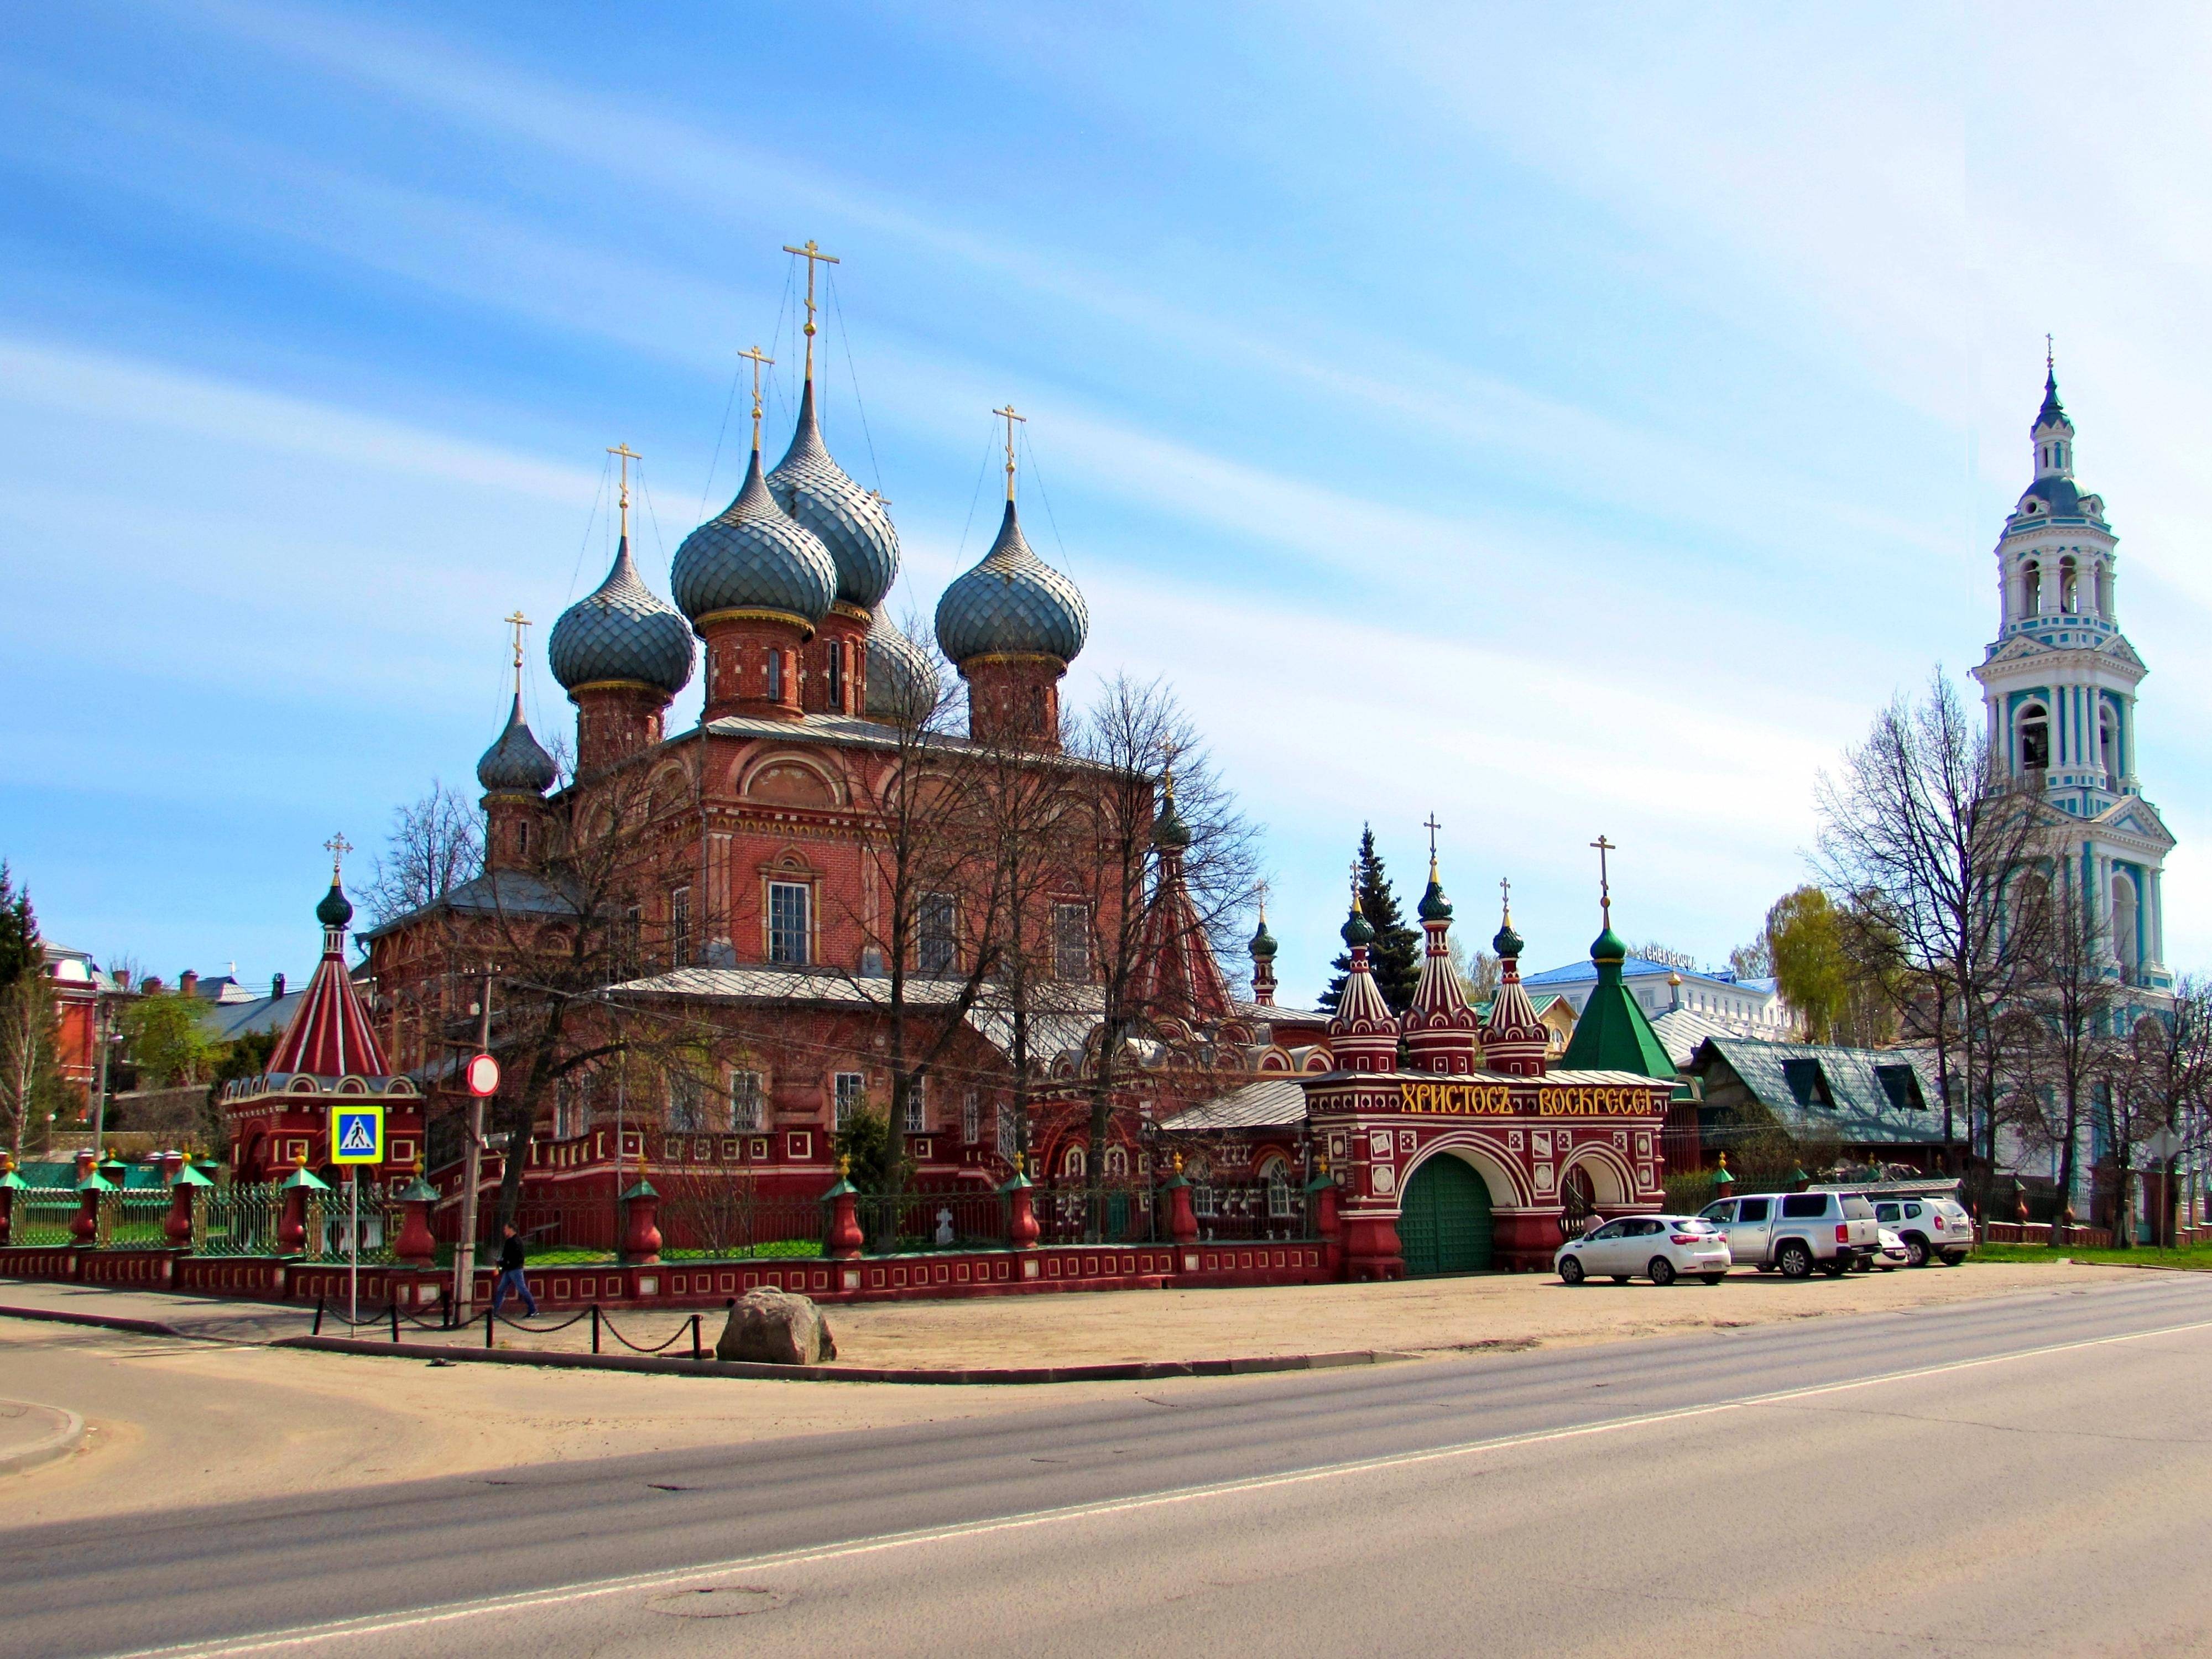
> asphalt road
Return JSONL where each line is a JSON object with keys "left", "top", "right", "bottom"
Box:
{"left": 9, "top": 1272, "right": 2212, "bottom": 1658}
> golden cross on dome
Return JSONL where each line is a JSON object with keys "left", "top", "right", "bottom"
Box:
{"left": 993, "top": 403, "right": 1026, "bottom": 502}
{"left": 324, "top": 832, "right": 353, "bottom": 878}
{"left": 782, "top": 239, "right": 840, "bottom": 373}
{"left": 606, "top": 444, "right": 639, "bottom": 540}
{"left": 737, "top": 346, "right": 773, "bottom": 449}
{"left": 505, "top": 611, "right": 531, "bottom": 694}
{"left": 1348, "top": 857, "right": 1364, "bottom": 916}
{"left": 2046, "top": 332, "right": 2054, "bottom": 374}
{"left": 1590, "top": 834, "right": 1616, "bottom": 920}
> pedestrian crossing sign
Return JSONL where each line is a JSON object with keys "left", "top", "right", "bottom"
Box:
{"left": 329, "top": 1105, "right": 385, "bottom": 1165}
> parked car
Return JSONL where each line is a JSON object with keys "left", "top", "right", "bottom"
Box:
{"left": 1694, "top": 1191, "right": 1880, "bottom": 1278}
{"left": 1871, "top": 1196, "right": 1975, "bottom": 1267}
{"left": 1556, "top": 1215, "right": 1731, "bottom": 1286}
{"left": 1869, "top": 1228, "right": 1910, "bottom": 1271}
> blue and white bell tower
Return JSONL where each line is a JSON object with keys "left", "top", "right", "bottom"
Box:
{"left": 1970, "top": 361, "right": 2174, "bottom": 990}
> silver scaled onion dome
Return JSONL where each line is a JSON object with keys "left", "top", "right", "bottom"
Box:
{"left": 767, "top": 379, "right": 900, "bottom": 611}
{"left": 671, "top": 449, "right": 838, "bottom": 630}
{"left": 475, "top": 694, "right": 557, "bottom": 795}
{"left": 933, "top": 500, "right": 1088, "bottom": 667}
{"left": 865, "top": 606, "right": 941, "bottom": 719}
{"left": 547, "top": 536, "right": 695, "bottom": 697}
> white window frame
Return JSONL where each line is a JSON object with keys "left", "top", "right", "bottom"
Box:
{"left": 903, "top": 1077, "right": 926, "bottom": 1135}
{"left": 769, "top": 880, "right": 811, "bottom": 966}
{"left": 962, "top": 1089, "right": 980, "bottom": 1144}
{"left": 833, "top": 1071, "right": 865, "bottom": 1130}
{"left": 670, "top": 886, "right": 692, "bottom": 969}
{"left": 918, "top": 892, "right": 957, "bottom": 977}
{"left": 1053, "top": 901, "right": 1091, "bottom": 982}
{"left": 730, "top": 1070, "right": 764, "bottom": 1132}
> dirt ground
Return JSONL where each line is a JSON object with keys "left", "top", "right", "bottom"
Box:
{"left": 2, "top": 1260, "right": 2141, "bottom": 1530}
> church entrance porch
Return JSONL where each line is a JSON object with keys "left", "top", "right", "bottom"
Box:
{"left": 1398, "top": 1154, "right": 1493, "bottom": 1275}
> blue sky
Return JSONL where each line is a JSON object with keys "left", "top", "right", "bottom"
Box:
{"left": 6, "top": 1, "right": 2212, "bottom": 1004}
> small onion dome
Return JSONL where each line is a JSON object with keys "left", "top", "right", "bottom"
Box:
{"left": 1591, "top": 920, "right": 1628, "bottom": 963}
{"left": 767, "top": 380, "right": 900, "bottom": 610}
{"left": 1341, "top": 900, "right": 1376, "bottom": 948}
{"left": 1417, "top": 869, "right": 1452, "bottom": 923}
{"left": 1249, "top": 912, "right": 1277, "bottom": 961}
{"left": 548, "top": 536, "right": 694, "bottom": 696}
{"left": 672, "top": 450, "right": 837, "bottom": 630}
{"left": 864, "top": 606, "right": 941, "bottom": 719}
{"left": 316, "top": 880, "right": 354, "bottom": 931}
{"left": 934, "top": 500, "right": 1089, "bottom": 666}
{"left": 1154, "top": 785, "right": 1191, "bottom": 852}
{"left": 1492, "top": 914, "right": 1525, "bottom": 959}
{"left": 476, "top": 693, "right": 557, "bottom": 796}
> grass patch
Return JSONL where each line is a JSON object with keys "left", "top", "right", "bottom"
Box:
{"left": 1971, "top": 1241, "right": 2212, "bottom": 1270}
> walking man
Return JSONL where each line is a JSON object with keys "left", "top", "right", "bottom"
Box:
{"left": 491, "top": 1222, "right": 536, "bottom": 1318}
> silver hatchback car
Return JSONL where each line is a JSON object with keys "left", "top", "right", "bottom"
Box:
{"left": 1556, "top": 1215, "right": 1732, "bottom": 1286}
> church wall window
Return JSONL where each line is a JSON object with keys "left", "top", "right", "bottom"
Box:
{"left": 1053, "top": 902, "right": 1091, "bottom": 981}
{"left": 766, "top": 648, "right": 784, "bottom": 702}
{"left": 670, "top": 886, "right": 692, "bottom": 968}
{"left": 669, "top": 1070, "right": 705, "bottom": 1134}
{"left": 962, "top": 1089, "right": 980, "bottom": 1144}
{"left": 2018, "top": 703, "right": 2049, "bottom": 773}
{"left": 826, "top": 640, "right": 844, "bottom": 708}
{"left": 2021, "top": 561, "right": 2041, "bottom": 617}
{"left": 833, "top": 1071, "right": 864, "bottom": 1129}
{"left": 769, "top": 880, "right": 811, "bottom": 965}
{"left": 919, "top": 892, "right": 957, "bottom": 976}
{"left": 904, "top": 1076, "right": 926, "bottom": 1135}
{"left": 730, "top": 1070, "right": 763, "bottom": 1131}
{"left": 2060, "top": 556, "right": 2079, "bottom": 613}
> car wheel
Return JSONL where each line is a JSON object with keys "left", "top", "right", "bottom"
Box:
{"left": 1700, "top": 1273, "right": 1726, "bottom": 1285}
{"left": 1559, "top": 1255, "right": 1585, "bottom": 1285}
{"left": 1610, "top": 1275, "right": 1631, "bottom": 1284}
{"left": 1647, "top": 1256, "right": 1677, "bottom": 1286}
{"left": 1937, "top": 1251, "right": 1966, "bottom": 1267}
{"left": 1778, "top": 1241, "right": 1814, "bottom": 1279}
{"left": 1903, "top": 1235, "right": 1929, "bottom": 1269}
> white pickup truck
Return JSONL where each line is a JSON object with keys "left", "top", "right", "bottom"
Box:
{"left": 1695, "top": 1190, "right": 1881, "bottom": 1278}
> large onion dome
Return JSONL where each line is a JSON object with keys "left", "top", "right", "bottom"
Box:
{"left": 864, "top": 606, "right": 941, "bottom": 719}
{"left": 548, "top": 536, "right": 695, "bottom": 696}
{"left": 476, "top": 693, "right": 557, "bottom": 795}
{"left": 934, "top": 501, "right": 1089, "bottom": 666}
{"left": 316, "top": 880, "right": 354, "bottom": 931}
{"left": 671, "top": 450, "right": 837, "bottom": 630}
{"left": 766, "top": 380, "right": 899, "bottom": 609}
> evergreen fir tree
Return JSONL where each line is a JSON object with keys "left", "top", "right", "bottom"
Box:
{"left": 1319, "top": 825, "right": 1423, "bottom": 1014}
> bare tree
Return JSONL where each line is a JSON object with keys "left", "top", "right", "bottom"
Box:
{"left": 1997, "top": 872, "right": 2126, "bottom": 1237}
{"left": 0, "top": 974, "right": 56, "bottom": 1160}
{"left": 364, "top": 783, "right": 483, "bottom": 925}
{"left": 1066, "top": 675, "right": 1260, "bottom": 1227}
{"left": 2105, "top": 976, "right": 2212, "bottom": 1248}
{"left": 1815, "top": 671, "right": 2044, "bottom": 1162}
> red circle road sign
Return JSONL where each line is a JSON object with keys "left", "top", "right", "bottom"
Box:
{"left": 465, "top": 1053, "right": 500, "bottom": 1097}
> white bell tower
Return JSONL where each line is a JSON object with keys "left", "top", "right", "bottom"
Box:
{"left": 1970, "top": 358, "right": 2173, "bottom": 990}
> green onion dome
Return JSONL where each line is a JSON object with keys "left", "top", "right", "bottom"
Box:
{"left": 475, "top": 694, "right": 557, "bottom": 796}
{"left": 1154, "top": 786, "right": 1191, "bottom": 852}
{"left": 766, "top": 380, "right": 900, "bottom": 610}
{"left": 1492, "top": 916, "right": 1525, "bottom": 959}
{"left": 1417, "top": 870, "right": 1452, "bottom": 923}
{"left": 934, "top": 501, "right": 1088, "bottom": 667}
{"left": 316, "top": 880, "right": 354, "bottom": 931}
{"left": 548, "top": 536, "right": 694, "bottom": 697}
{"left": 864, "top": 607, "right": 941, "bottom": 719}
{"left": 1591, "top": 921, "right": 1628, "bottom": 964}
{"left": 672, "top": 450, "right": 837, "bottom": 630}
{"left": 1340, "top": 901, "right": 1376, "bottom": 948}
{"left": 1249, "top": 912, "right": 1277, "bottom": 961}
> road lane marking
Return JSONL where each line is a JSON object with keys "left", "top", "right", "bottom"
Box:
{"left": 90, "top": 1312, "right": 2212, "bottom": 1658}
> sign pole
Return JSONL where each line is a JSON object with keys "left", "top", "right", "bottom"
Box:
{"left": 454, "top": 973, "right": 498, "bottom": 1325}
{"left": 349, "top": 1169, "right": 359, "bottom": 1327}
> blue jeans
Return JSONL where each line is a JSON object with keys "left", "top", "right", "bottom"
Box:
{"left": 492, "top": 1268, "right": 536, "bottom": 1317}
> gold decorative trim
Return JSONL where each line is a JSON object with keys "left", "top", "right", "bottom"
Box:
{"left": 565, "top": 679, "right": 666, "bottom": 700}
{"left": 694, "top": 608, "right": 818, "bottom": 640}
{"left": 959, "top": 652, "right": 1067, "bottom": 671}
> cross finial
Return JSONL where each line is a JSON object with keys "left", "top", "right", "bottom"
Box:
{"left": 1499, "top": 874, "right": 1512, "bottom": 921}
{"left": 782, "top": 239, "right": 841, "bottom": 378}
{"left": 993, "top": 403, "right": 1026, "bottom": 503}
{"left": 737, "top": 346, "right": 774, "bottom": 452}
{"left": 2046, "top": 332, "right": 2054, "bottom": 375}
{"left": 324, "top": 832, "right": 353, "bottom": 879}
{"left": 1590, "top": 834, "right": 1616, "bottom": 920}
{"left": 1348, "top": 857, "right": 1364, "bottom": 916}
{"left": 1422, "top": 812, "right": 1442, "bottom": 876}
{"left": 606, "top": 445, "right": 639, "bottom": 541}
{"left": 1254, "top": 877, "right": 1270, "bottom": 922}
{"left": 505, "top": 611, "right": 531, "bottom": 695}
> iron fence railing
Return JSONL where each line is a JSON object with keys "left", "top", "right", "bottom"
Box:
{"left": 8, "top": 1188, "right": 77, "bottom": 1246}
{"left": 852, "top": 1186, "right": 1009, "bottom": 1254}
{"left": 1032, "top": 1183, "right": 1163, "bottom": 1246}
{"left": 1187, "top": 1181, "right": 1315, "bottom": 1243}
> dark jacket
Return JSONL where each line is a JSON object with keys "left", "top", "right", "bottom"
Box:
{"left": 498, "top": 1234, "right": 526, "bottom": 1274}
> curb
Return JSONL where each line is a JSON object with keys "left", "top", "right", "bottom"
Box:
{"left": 0, "top": 1305, "right": 191, "bottom": 1339}
{"left": 0, "top": 1400, "right": 87, "bottom": 1477}
{"left": 274, "top": 1334, "right": 1400, "bottom": 1385}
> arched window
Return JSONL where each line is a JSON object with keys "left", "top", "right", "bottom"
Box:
{"left": 1104, "top": 1144, "right": 1128, "bottom": 1178}
{"left": 2100, "top": 706, "right": 2119, "bottom": 790}
{"left": 2112, "top": 873, "right": 2141, "bottom": 980}
{"left": 1264, "top": 1162, "right": 1292, "bottom": 1219}
{"left": 1062, "top": 1145, "right": 1086, "bottom": 1179}
{"left": 2060, "top": 556, "right": 2079, "bottom": 613}
{"left": 2095, "top": 562, "right": 2112, "bottom": 617}
{"left": 2021, "top": 561, "right": 2041, "bottom": 617}
{"left": 2018, "top": 703, "right": 2049, "bottom": 773}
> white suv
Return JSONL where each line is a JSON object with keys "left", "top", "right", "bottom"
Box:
{"left": 1556, "top": 1215, "right": 1732, "bottom": 1286}
{"left": 1695, "top": 1191, "right": 1880, "bottom": 1278}
{"left": 1871, "top": 1196, "right": 1975, "bottom": 1267}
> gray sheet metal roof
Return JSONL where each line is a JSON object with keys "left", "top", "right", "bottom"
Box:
{"left": 358, "top": 870, "right": 581, "bottom": 942}
{"left": 1157, "top": 1078, "right": 1308, "bottom": 1132}
{"left": 1689, "top": 1036, "right": 1947, "bottom": 1146}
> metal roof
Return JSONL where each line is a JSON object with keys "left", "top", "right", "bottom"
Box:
{"left": 1157, "top": 1078, "right": 1307, "bottom": 1133}
{"left": 1687, "top": 1036, "right": 1949, "bottom": 1147}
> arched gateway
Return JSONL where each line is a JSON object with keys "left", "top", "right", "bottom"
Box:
{"left": 1398, "top": 1154, "right": 1493, "bottom": 1275}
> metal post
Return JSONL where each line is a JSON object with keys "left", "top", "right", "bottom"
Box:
{"left": 454, "top": 973, "right": 493, "bottom": 1323}
{"left": 348, "top": 1170, "right": 360, "bottom": 1327}
{"left": 690, "top": 1312, "right": 701, "bottom": 1361}
{"left": 390, "top": 1297, "right": 400, "bottom": 1344}
{"left": 484, "top": 1307, "right": 494, "bottom": 1348}
{"left": 90, "top": 989, "right": 112, "bottom": 1157}
{"left": 591, "top": 1303, "right": 601, "bottom": 1355}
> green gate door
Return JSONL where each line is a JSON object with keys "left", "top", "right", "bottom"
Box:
{"left": 1399, "top": 1155, "right": 1494, "bottom": 1275}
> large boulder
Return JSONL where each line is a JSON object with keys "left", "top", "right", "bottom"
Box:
{"left": 715, "top": 1288, "right": 837, "bottom": 1365}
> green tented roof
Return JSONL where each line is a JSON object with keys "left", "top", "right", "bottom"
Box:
{"left": 1558, "top": 960, "right": 1677, "bottom": 1082}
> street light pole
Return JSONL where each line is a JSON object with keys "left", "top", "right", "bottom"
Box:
{"left": 452, "top": 970, "right": 493, "bottom": 1323}
{"left": 90, "top": 988, "right": 113, "bottom": 1155}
